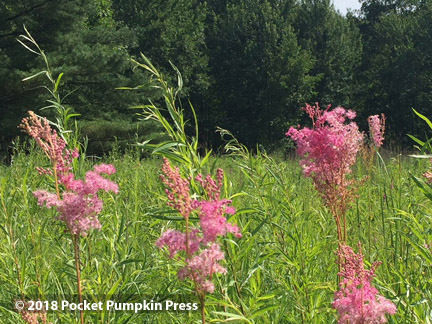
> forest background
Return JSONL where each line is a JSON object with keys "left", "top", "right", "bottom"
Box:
{"left": 1, "top": 0, "right": 431, "bottom": 156}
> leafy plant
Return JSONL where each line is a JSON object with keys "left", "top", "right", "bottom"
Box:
{"left": 120, "top": 54, "right": 211, "bottom": 175}
{"left": 18, "top": 26, "right": 81, "bottom": 149}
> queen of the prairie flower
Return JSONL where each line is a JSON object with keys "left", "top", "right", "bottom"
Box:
{"left": 368, "top": 114, "right": 386, "bottom": 148}
{"left": 286, "top": 104, "right": 363, "bottom": 193}
{"left": 34, "top": 163, "right": 118, "bottom": 236}
{"left": 21, "top": 111, "right": 118, "bottom": 236}
{"left": 20, "top": 111, "right": 78, "bottom": 176}
{"left": 156, "top": 158, "right": 241, "bottom": 294}
{"left": 286, "top": 104, "right": 364, "bottom": 242}
{"left": 333, "top": 243, "right": 397, "bottom": 324}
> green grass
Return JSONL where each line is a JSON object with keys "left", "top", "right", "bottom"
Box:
{"left": 1, "top": 143, "right": 431, "bottom": 324}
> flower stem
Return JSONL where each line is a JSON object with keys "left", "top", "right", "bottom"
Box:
{"left": 1, "top": 194, "right": 24, "bottom": 299}
{"left": 185, "top": 216, "right": 190, "bottom": 258}
{"left": 53, "top": 163, "right": 60, "bottom": 199}
{"left": 200, "top": 294, "right": 206, "bottom": 324}
{"left": 72, "top": 234, "right": 84, "bottom": 324}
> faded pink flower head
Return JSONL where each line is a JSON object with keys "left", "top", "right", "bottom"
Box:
{"left": 333, "top": 243, "right": 397, "bottom": 324}
{"left": 20, "top": 111, "right": 78, "bottom": 175}
{"left": 160, "top": 158, "right": 193, "bottom": 219}
{"left": 368, "top": 114, "right": 386, "bottom": 148}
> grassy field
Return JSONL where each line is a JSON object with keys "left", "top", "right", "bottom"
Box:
{"left": 1, "top": 54, "right": 431, "bottom": 324}
{"left": 1, "top": 141, "right": 431, "bottom": 323}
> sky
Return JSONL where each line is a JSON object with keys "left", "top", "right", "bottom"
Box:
{"left": 332, "top": 0, "right": 362, "bottom": 15}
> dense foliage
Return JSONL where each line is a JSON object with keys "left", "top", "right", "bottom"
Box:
{"left": 1, "top": 0, "right": 432, "bottom": 154}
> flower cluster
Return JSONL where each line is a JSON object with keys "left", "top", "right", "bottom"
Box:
{"left": 156, "top": 158, "right": 241, "bottom": 294}
{"left": 20, "top": 111, "right": 78, "bottom": 176}
{"left": 286, "top": 104, "right": 363, "bottom": 187}
{"left": 333, "top": 243, "right": 397, "bottom": 324}
{"left": 368, "top": 114, "right": 386, "bottom": 148}
{"left": 34, "top": 164, "right": 118, "bottom": 236}
{"left": 17, "top": 301, "right": 52, "bottom": 324}
{"left": 177, "top": 243, "right": 227, "bottom": 294}
{"left": 286, "top": 104, "right": 363, "bottom": 240}
{"left": 21, "top": 112, "right": 118, "bottom": 236}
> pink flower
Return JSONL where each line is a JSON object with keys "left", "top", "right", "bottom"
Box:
{"left": 84, "top": 170, "right": 119, "bottom": 194}
{"left": 196, "top": 200, "right": 242, "bottom": 243}
{"left": 22, "top": 112, "right": 119, "bottom": 237}
{"left": 195, "top": 169, "right": 224, "bottom": 201}
{"left": 160, "top": 158, "right": 193, "bottom": 219}
{"left": 33, "top": 190, "right": 61, "bottom": 208}
{"left": 156, "top": 160, "right": 241, "bottom": 295}
{"left": 287, "top": 105, "right": 363, "bottom": 183}
{"left": 93, "top": 163, "right": 117, "bottom": 175}
{"left": 368, "top": 114, "right": 386, "bottom": 148}
{"left": 333, "top": 243, "right": 397, "bottom": 324}
{"left": 178, "top": 243, "right": 227, "bottom": 294}
{"left": 34, "top": 164, "right": 118, "bottom": 236}
{"left": 20, "top": 111, "right": 78, "bottom": 176}
{"left": 156, "top": 229, "right": 201, "bottom": 257}
{"left": 286, "top": 104, "right": 363, "bottom": 211}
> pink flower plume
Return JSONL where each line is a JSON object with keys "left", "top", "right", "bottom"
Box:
{"left": 368, "top": 114, "right": 386, "bottom": 148}
{"left": 333, "top": 243, "right": 397, "bottom": 324}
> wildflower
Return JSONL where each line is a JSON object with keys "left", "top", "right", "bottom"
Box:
{"left": 195, "top": 169, "right": 224, "bottom": 201}
{"left": 156, "top": 229, "right": 202, "bottom": 257}
{"left": 20, "top": 111, "right": 78, "bottom": 176}
{"left": 178, "top": 243, "right": 227, "bottom": 294}
{"left": 21, "top": 112, "right": 118, "bottom": 236}
{"left": 21, "top": 111, "right": 116, "bottom": 324}
{"left": 196, "top": 200, "right": 241, "bottom": 244}
{"left": 286, "top": 104, "right": 363, "bottom": 241}
{"left": 156, "top": 159, "right": 241, "bottom": 295}
{"left": 333, "top": 243, "right": 397, "bottom": 324}
{"left": 286, "top": 105, "right": 363, "bottom": 186}
{"left": 160, "top": 158, "right": 193, "bottom": 219}
{"left": 368, "top": 114, "right": 386, "bottom": 148}
{"left": 34, "top": 164, "right": 119, "bottom": 236}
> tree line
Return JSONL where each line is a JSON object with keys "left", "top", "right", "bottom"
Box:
{"left": 1, "top": 0, "right": 431, "bottom": 154}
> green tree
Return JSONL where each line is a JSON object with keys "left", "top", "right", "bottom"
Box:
{"left": 112, "top": 0, "right": 214, "bottom": 148}
{"left": 0, "top": 0, "right": 138, "bottom": 152}
{"left": 205, "top": 0, "right": 315, "bottom": 147}
{"left": 112, "top": 0, "right": 210, "bottom": 96}
{"left": 293, "top": 0, "right": 363, "bottom": 107}
{"left": 355, "top": 0, "right": 430, "bottom": 144}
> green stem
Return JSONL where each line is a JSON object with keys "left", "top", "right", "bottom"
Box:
{"left": 1, "top": 194, "right": 24, "bottom": 299}
{"left": 73, "top": 234, "right": 84, "bottom": 324}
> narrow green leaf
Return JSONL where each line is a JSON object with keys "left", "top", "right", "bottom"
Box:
{"left": 413, "top": 108, "right": 432, "bottom": 130}
{"left": 407, "top": 134, "right": 425, "bottom": 147}
{"left": 22, "top": 70, "right": 48, "bottom": 82}
{"left": 54, "top": 72, "right": 64, "bottom": 92}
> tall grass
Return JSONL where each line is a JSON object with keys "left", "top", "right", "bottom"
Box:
{"left": 1, "top": 140, "right": 431, "bottom": 323}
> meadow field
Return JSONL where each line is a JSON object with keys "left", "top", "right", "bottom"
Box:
{"left": 1, "top": 42, "right": 432, "bottom": 324}
{"left": 1, "top": 137, "right": 432, "bottom": 323}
